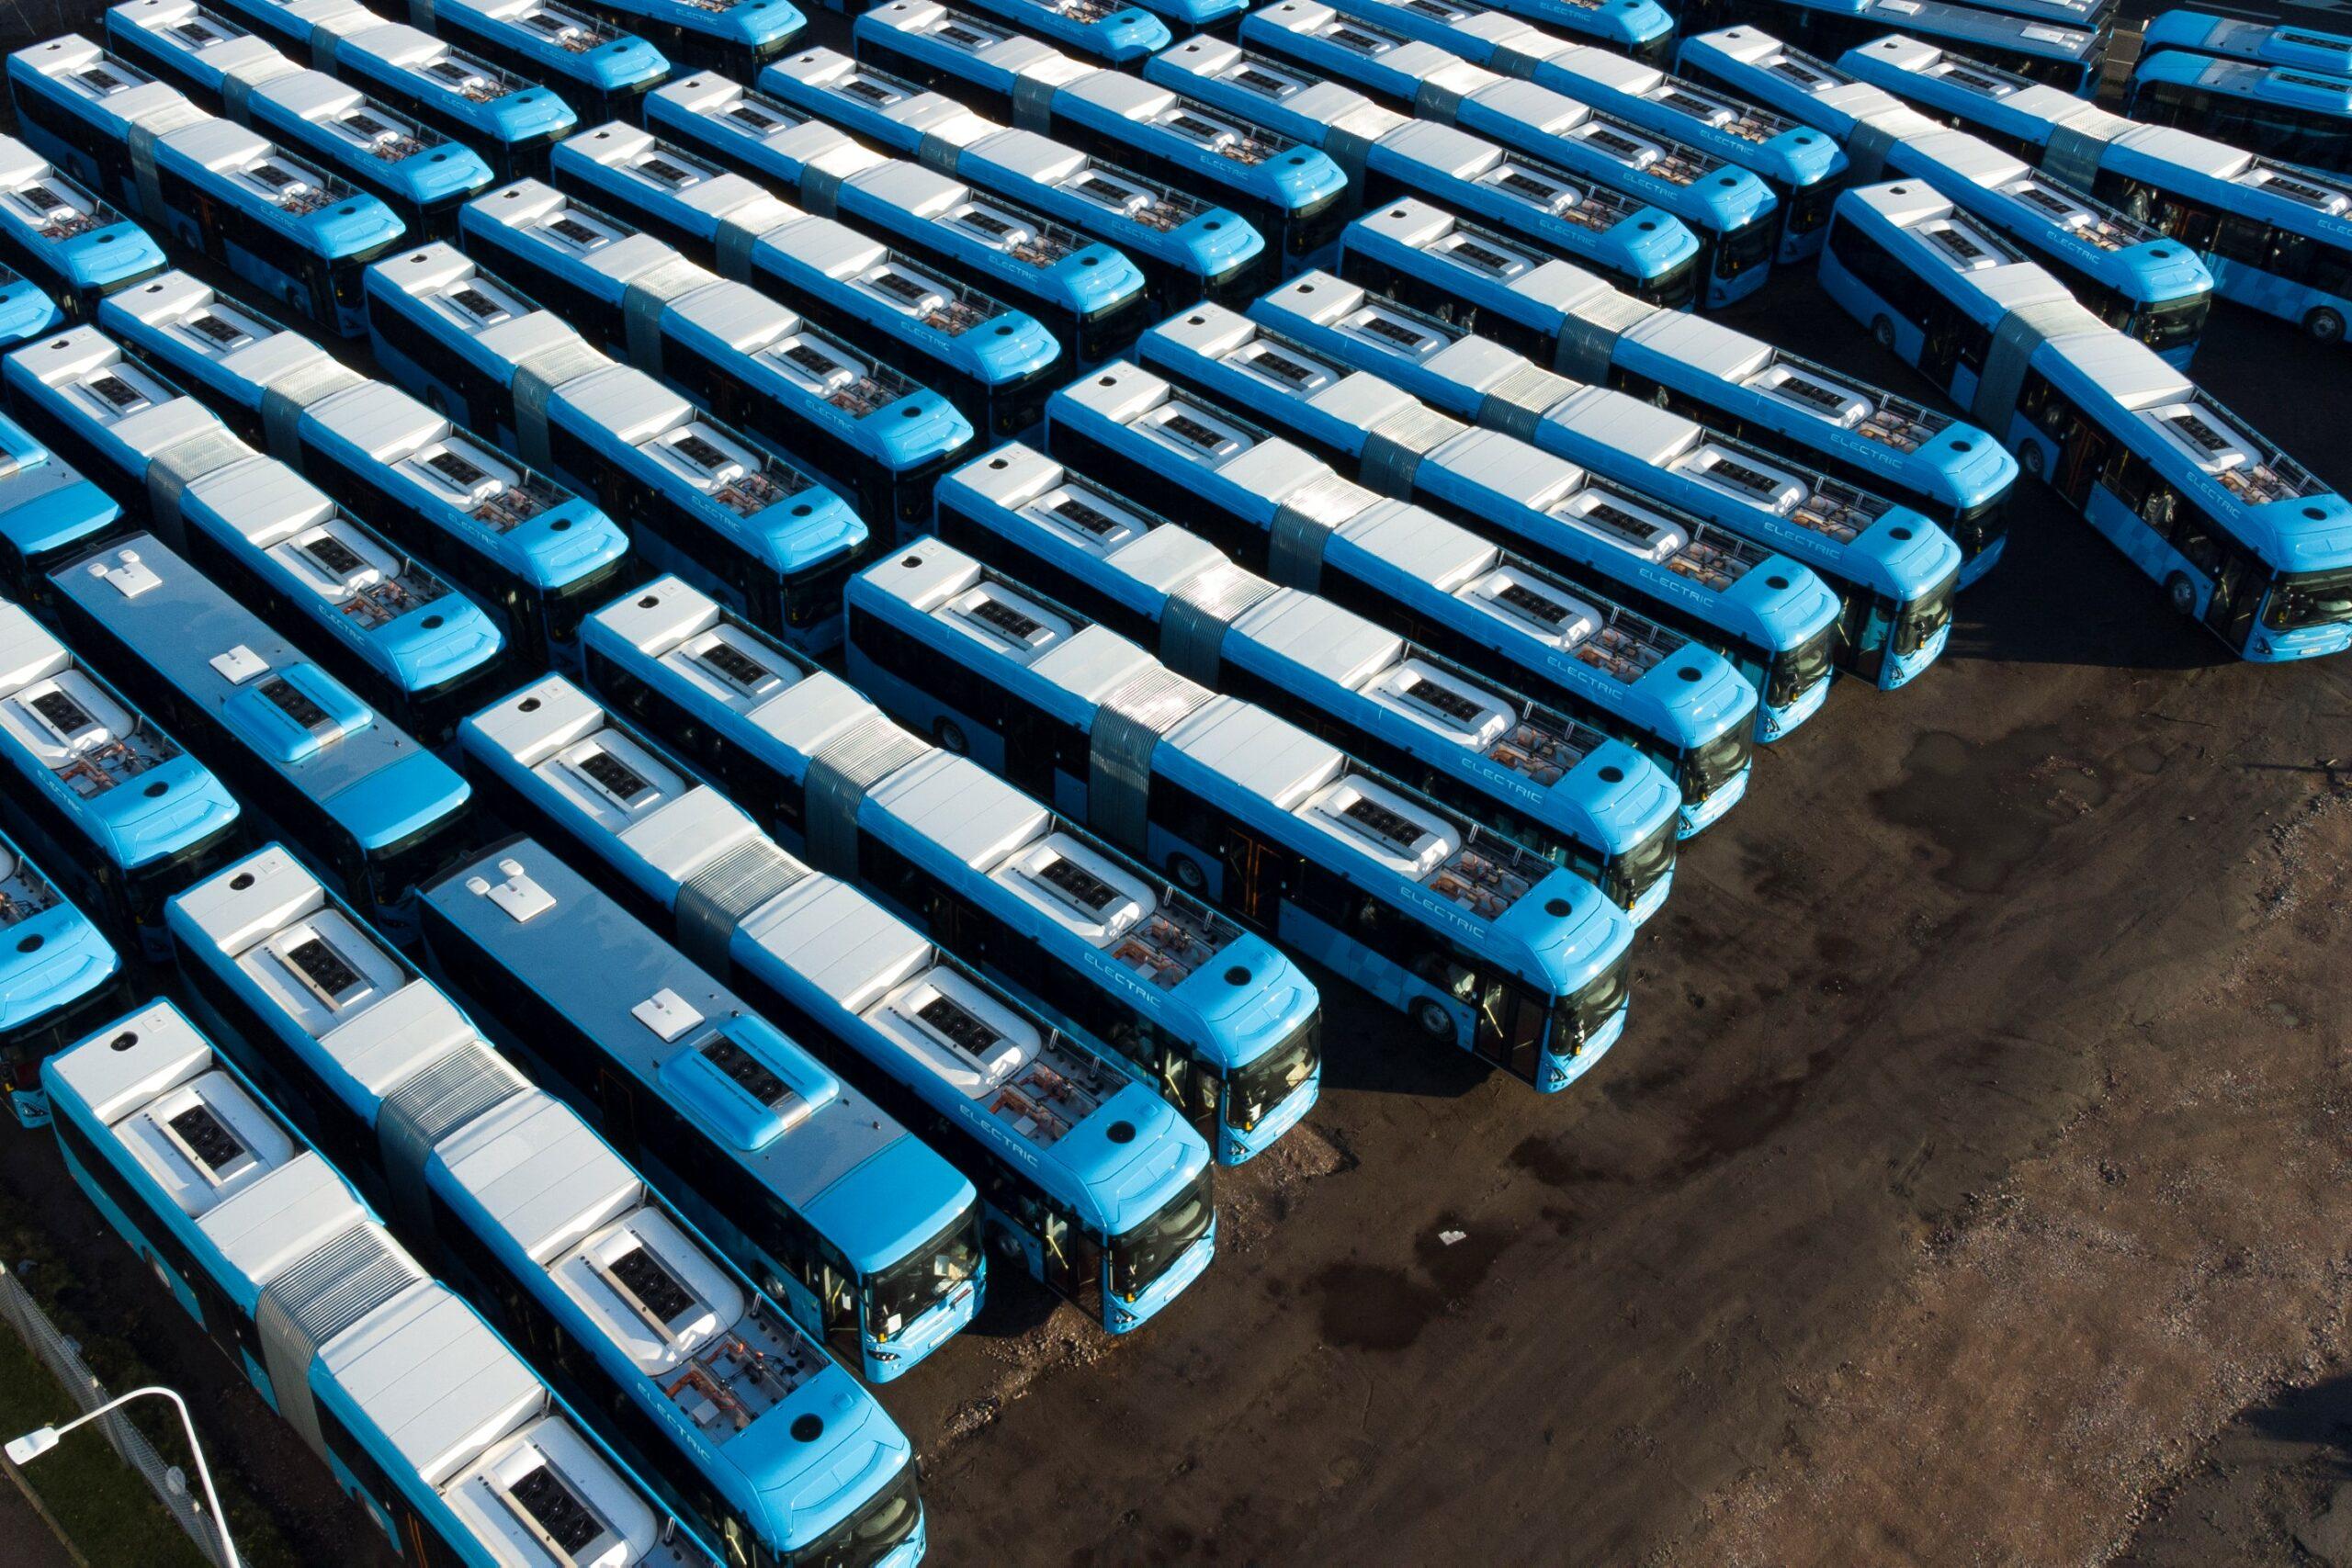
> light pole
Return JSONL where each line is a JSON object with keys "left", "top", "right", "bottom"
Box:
{"left": 6, "top": 1384, "right": 241, "bottom": 1568}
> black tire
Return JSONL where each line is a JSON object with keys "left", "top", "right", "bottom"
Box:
{"left": 1411, "top": 998, "right": 1454, "bottom": 1043}
{"left": 2307, "top": 307, "right": 2345, "bottom": 346}
{"left": 933, "top": 716, "right": 968, "bottom": 754}
{"left": 1871, "top": 315, "right": 1895, "bottom": 350}
{"left": 2019, "top": 442, "right": 2048, "bottom": 481}
{"left": 1168, "top": 853, "right": 1208, "bottom": 894}
{"left": 2165, "top": 572, "right": 2198, "bottom": 618}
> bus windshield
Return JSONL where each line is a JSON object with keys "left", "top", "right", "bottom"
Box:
{"left": 785, "top": 1457, "right": 922, "bottom": 1568}
{"left": 1108, "top": 1172, "right": 1212, "bottom": 1300}
{"left": 366, "top": 814, "right": 475, "bottom": 908}
{"left": 1893, "top": 573, "right": 1957, "bottom": 657}
{"left": 864, "top": 1209, "right": 980, "bottom": 1335}
{"left": 1226, "top": 1015, "right": 1320, "bottom": 1132}
{"left": 2264, "top": 566, "right": 2352, "bottom": 631}
{"left": 1684, "top": 725, "right": 1753, "bottom": 802}
{"left": 1764, "top": 626, "right": 1835, "bottom": 708}
{"left": 1603, "top": 819, "right": 1678, "bottom": 908}
{"left": 543, "top": 553, "right": 639, "bottom": 645}
{"left": 2141, "top": 292, "right": 2212, "bottom": 355}
{"left": 1552, "top": 950, "right": 1632, "bottom": 1051}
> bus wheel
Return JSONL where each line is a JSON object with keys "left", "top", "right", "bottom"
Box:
{"left": 1167, "top": 853, "right": 1207, "bottom": 894}
{"left": 1871, "top": 316, "right": 1895, "bottom": 350}
{"left": 2165, "top": 572, "right": 2198, "bottom": 618}
{"left": 1410, "top": 998, "right": 1454, "bottom": 1044}
{"left": 2018, "top": 443, "right": 2047, "bottom": 481}
{"left": 2307, "top": 308, "right": 2345, "bottom": 346}
{"left": 933, "top": 716, "right": 968, "bottom": 754}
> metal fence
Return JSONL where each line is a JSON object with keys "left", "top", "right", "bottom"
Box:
{"left": 0, "top": 1263, "right": 227, "bottom": 1565}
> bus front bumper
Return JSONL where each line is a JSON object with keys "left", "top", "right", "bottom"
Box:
{"left": 1541, "top": 1006, "right": 1629, "bottom": 1093}
{"left": 1676, "top": 764, "right": 1750, "bottom": 840}
{"left": 863, "top": 1279, "right": 979, "bottom": 1382}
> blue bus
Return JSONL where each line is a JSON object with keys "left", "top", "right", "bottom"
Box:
{"left": 404, "top": 0, "right": 670, "bottom": 125}
{"left": 166, "top": 848, "right": 935, "bottom": 1565}
{"left": 0, "top": 600, "right": 243, "bottom": 958}
{"left": 1147, "top": 35, "right": 1709, "bottom": 306}
{"left": 1135, "top": 310, "right": 1843, "bottom": 740}
{"left": 1675, "top": 2, "right": 2107, "bottom": 96}
{"left": 1453, "top": 0, "right": 1676, "bottom": 67}
{"left": 5, "top": 327, "right": 511, "bottom": 746}
{"left": 459, "top": 179, "right": 974, "bottom": 529}
{"left": 1253, "top": 268, "right": 1962, "bottom": 688}
{"left": 1820, "top": 180, "right": 2352, "bottom": 660}
{"left": 456, "top": 674, "right": 1221, "bottom": 1333}
{"left": 853, "top": 2, "right": 1350, "bottom": 272}
{"left": 546, "top": 125, "right": 1065, "bottom": 440}
{"left": 96, "top": 271, "right": 639, "bottom": 676}
{"left": 1302, "top": 0, "right": 1847, "bottom": 261}
{"left": 1041, "top": 354, "right": 1760, "bottom": 836}
{"left": 932, "top": 442, "right": 1686, "bottom": 918}
{"left": 1338, "top": 196, "right": 2019, "bottom": 581}
{"left": 1686, "top": 30, "right": 2218, "bottom": 362}
{"left": 582, "top": 573, "right": 1326, "bottom": 1165}
{"left": 556, "top": 0, "right": 803, "bottom": 81}
{"left": 7, "top": 38, "right": 408, "bottom": 336}
{"left": 645, "top": 74, "right": 1153, "bottom": 363}
{"left": 114, "top": 0, "right": 582, "bottom": 181}
{"left": 2140, "top": 11, "right": 2352, "bottom": 79}
{"left": 43, "top": 998, "right": 723, "bottom": 1568}
{"left": 0, "top": 409, "right": 120, "bottom": 603}
{"left": 1243, "top": 0, "right": 1784, "bottom": 306}
{"left": 893, "top": 0, "right": 1172, "bottom": 65}
{"left": 101, "top": 3, "right": 497, "bottom": 236}
{"left": 848, "top": 537, "right": 1640, "bottom": 1088}
{"left": 0, "top": 828, "right": 127, "bottom": 1128}
{"left": 47, "top": 532, "right": 478, "bottom": 939}
{"left": 364, "top": 243, "right": 868, "bottom": 651}
{"left": 760, "top": 47, "right": 1270, "bottom": 312}
{"left": 2127, "top": 51, "right": 2352, "bottom": 175}
{"left": 1829, "top": 33, "right": 2352, "bottom": 347}
{"left": 0, "top": 136, "right": 166, "bottom": 319}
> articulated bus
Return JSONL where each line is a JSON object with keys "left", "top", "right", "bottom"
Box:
{"left": 1042, "top": 357, "right": 1760, "bottom": 837}
{"left": 46, "top": 533, "right": 477, "bottom": 938}
{"left": 582, "top": 575, "right": 1326, "bottom": 1165}
{"left": 1306, "top": 0, "right": 1847, "bottom": 262}
{"left": 166, "top": 849, "right": 934, "bottom": 1566}
{"left": 547, "top": 124, "right": 1065, "bottom": 440}
{"left": 0, "top": 601, "right": 242, "bottom": 958}
{"left": 0, "top": 828, "right": 127, "bottom": 1128}
{"left": 1827, "top": 33, "right": 2352, "bottom": 348}
{"left": 932, "top": 443, "right": 1685, "bottom": 917}
{"left": 102, "top": 1, "right": 496, "bottom": 236}
{"left": 0, "top": 410, "right": 121, "bottom": 604}
{"left": 760, "top": 47, "right": 1269, "bottom": 312}
{"left": 852, "top": 1, "right": 1350, "bottom": 273}
{"left": 2127, "top": 52, "right": 2352, "bottom": 175}
{"left": 403, "top": 0, "right": 670, "bottom": 125}
{"left": 364, "top": 243, "right": 868, "bottom": 651}
{"left": 847, "top": 538, "right": 1640, "bottom": 1089}
{"left": 112, "top": 0, "right": 582, "bottom": 180}
{"left": 459, "top": 179, "right": 974, "bottom": 529}
{"left": 43, "top": 998, "right": 720, "bottom": 1568}
{"left": 1147, "top": 36, "right": 1707, "bottom": 307}
{"left": 902, "top": 0, "right": 1172, "bottom": 65}
{"left": 644, "top": 74, "right": 1152, "bottom": 363}
{"left": 1338, "top": 197, "right": 2018, "bottom": 580}
{"left": 0, "top": 136, "right": 166, "bottom": 319}
{"left": 1685, "top": 30, "right": 2218, "bottom": 363}
{"left": 2140, "top": 11, "right": 2352, "bottom": 79}
{"left": 6, "top": 37, "right": 408, "bottom": 337}
{"left": 5, "top": 327, "right": 511, "bottom": 745}
{"left": 96, "top": 272, "right": 637, "bottom": 674}
{"left": 1252, "top": 270, "right": 1962, "bottom": 687}
{"left": 1673, "top": 0, "right": 2107, "bottom": 96}
{"left": 455, "top": 677, "right": 1221, "bottom": 1334}
{"left": 1821, "top": 181, "right": 2352, "bottom": 660}
{"left": 1240, "top": 1, "right": 1783, "bottom": 307}
{"left": 1136, "top": 310, "right": 1842, "bottom": 740}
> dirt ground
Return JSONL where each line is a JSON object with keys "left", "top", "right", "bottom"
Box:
{"left": 3, "top": 5, "right": 2351, "bottom": 1563}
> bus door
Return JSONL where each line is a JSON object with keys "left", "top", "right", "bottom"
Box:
{"left": 1038, "top": 1207, "right": 1102, "bottom": 1317}
{"left": 2202, "top": 547, "right": 2263, "bottom": 648}
{"left": 1919, "top": 301, "right": 1967, "bottom": 393}
{"left": 1467, "top": 972, "right": 1544, "bottom": 1085}
{"left": 1219, "top": 829, "right": 1284, "bottom": 924}
{"left": 2053, "top": 415, "right": 2110, "bottom": 508}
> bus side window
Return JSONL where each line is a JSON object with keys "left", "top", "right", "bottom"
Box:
{"left": 2212, "top": 213, "right": 2273, "bottom": 268}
